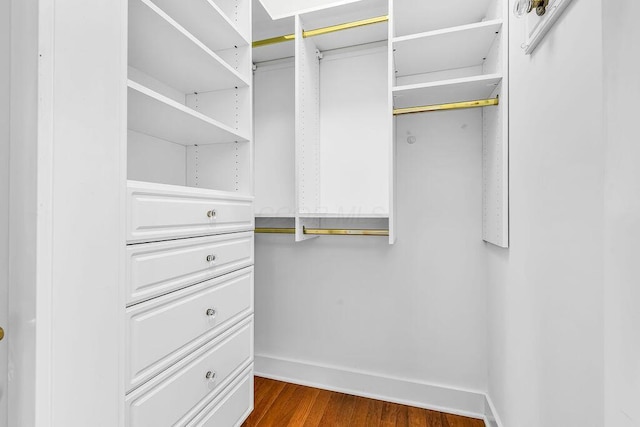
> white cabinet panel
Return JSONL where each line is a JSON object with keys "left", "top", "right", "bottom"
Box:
{"left": 126, "top": 267, "right": 253, "bottom": 391}
{"left": 127, "top": 180, "right": 254, "bottom": 243}
{"left": 126, "top": 232, "right": 253, "bottom": 304}
{"left": 187, "top": 367, "right": 254, "bottom": 427}
{"left": 126, "top": 317, "right": 253, "bottom": 427}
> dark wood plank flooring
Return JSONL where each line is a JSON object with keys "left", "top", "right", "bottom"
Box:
{"left": 242, "top": 377, "right": 485, "bottom": 427}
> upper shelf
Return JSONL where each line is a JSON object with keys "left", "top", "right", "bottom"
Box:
{"left": 393, "top": 20, "right": 502, "bottom": 78}
{"left": 394, "top": 0, "right": 495, "bottom": 37}
{"left": 129, "top": 0, "right": 249, "bottom": 94}
{"left": 128, "top": 80, "right": 250, "bottom": 146}
{"left": 149, "top": 0, "right": 250, "bottom": 51}
{"left": 393, "top": 74, "right": 502, "bottom": 109}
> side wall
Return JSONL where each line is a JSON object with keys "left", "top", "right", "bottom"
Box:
{"left": 603, "top": 2, "right": 640, "bottom": 426}
{"left": 486, "top": 1, "right": 605, "bottom": 426}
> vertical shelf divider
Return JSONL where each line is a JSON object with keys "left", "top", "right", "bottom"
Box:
{"left": 294, "top": 14, "right": 321, "bottom": 242}
{"left": 388, "top": 0, "right": 397, "bottom": 244}
{"left": 481, "top": 0, "right": 509, "bottom": 248}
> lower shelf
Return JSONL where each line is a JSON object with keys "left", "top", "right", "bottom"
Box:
{"left": 128, "top": 80, "right": 250, "bottom": 146}
{"left": 393, "top": 74, "right": 502, "bottom": 109}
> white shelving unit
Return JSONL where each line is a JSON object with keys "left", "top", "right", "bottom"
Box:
{"left": 124, "top": 0, "right": 254, "bottom": 424}
{"left": 252, "top": 0, "right": 395, "bottom": 243}
{"left": 252, "top": 0, "right": 508, "bottom": 246}
{"left": 127, "top": 0, "right": 253, "bottom": 194}
{"left": 392, "top": 0, "right": 509, "bottom": 247}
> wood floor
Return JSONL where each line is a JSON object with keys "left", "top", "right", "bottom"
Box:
{"left": 242, "top": 377, "right": 485, "bottom": 427}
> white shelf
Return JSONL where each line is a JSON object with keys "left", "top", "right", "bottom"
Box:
{"left": 128, "top": 80, "right": 250, "bottom": 146}
{"left": 393, "top": 20, "right": 502, "bottom": 77}
{"left": 150, "top": 0, "right": 250, "bottom": 51}
{"left": 297, "top": 213, "right": 389, "bottom": 219}
{"left": 129, "top": 0, "right": 249, "bottom": 94}
{"left": 127, "top": 179, "right": 252, "bottom": 201}
{"left": 393, "top": 74, "right": 502, "bottom": 109}
{"left": 254, "top": 213, "right": 295, "bottom": 218}
{"left": 394, "top": 0, "right": 495, "bottom": 37}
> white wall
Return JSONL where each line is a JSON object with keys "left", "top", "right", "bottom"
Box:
{"left": 603, "top": 2, "right": 640, "bottom": 426}
{"left": 0, "top": 1, "right": 10, "bottom": 426}
{"left": 486, "top": 1, "right": 605, "bottom": 426}
{"left": 255, "top": 108, "right": 488, "bottom": 400}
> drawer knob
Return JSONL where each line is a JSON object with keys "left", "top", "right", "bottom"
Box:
{"left": 206, "top": 308, "right": 217, "bottom": 318}
{"left": 206, "top": 254, "right": 216, "bottom": 262}
{"left": 207, "top": 210, "right": 217, "bottom": 218}
{"left": 205, "top": 371, "right": 216, "bottom": 381}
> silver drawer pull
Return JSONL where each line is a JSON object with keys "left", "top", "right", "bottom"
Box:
{"left": 205, "top": 371, "right": 216, "bottom": 381}
{"left": 206, "top": 210, "right": 217, "bottom": 218}
{"left": 206, "top": 308, "right": 217, "bottom": 318}
{"left": 206, "top": 254, "right": 216, "bottom": 262}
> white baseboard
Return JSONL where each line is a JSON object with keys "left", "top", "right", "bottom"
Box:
{"left": 484, "top": 393, "right": 505, "bottom": 427}
{"left": 254, "top": 354, "right": 488, "bottom": 422}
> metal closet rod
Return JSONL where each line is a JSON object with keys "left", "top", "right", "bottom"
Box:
{"left": 252, "top": 15, "right": 389, "bottom": 48}
{"left": 255, "top": 227, "right": 389, "bottom": 236}
{"left": 393, "top": 97, "right": 499, "bottom": 116}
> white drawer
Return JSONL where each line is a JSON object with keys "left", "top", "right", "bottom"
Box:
{"left": 127, "top": 180, "right": 254, "bottom": 243}
{"left": 126, "top": 317, "right": 253, "bottom": 427}
{"left": 126, "top": 267, "right": 253, "bottom": 391}
{"left": 126, "top": 232, "right": 254, "bottom": 305}
{"left": 187, "top": 367, "right": 254, "bottom": 427}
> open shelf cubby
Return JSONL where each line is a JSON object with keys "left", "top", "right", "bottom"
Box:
{"left": 127, "top": 0, "right": 253, "bottom": 195}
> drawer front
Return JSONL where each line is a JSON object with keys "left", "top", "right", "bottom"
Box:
{"left": 187, "top": 367, "right": 254, "bottom": 427}
{"left": 126, "top": 268, "right": 253, "bottom": 391}
{"left": 126, "top": 317, "right": 253, "bottom": 427}
{"left": 126, "top": 232, "right": 254, "bottom": 305}
{"left": 127, "top": 181, "right": 254, "bottom": 243}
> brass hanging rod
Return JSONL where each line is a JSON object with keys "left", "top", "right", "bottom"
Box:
{"left": 255, "top": 227, "right": 296, "bottom": 234}
{"left": 255, "top": 227, "right": 389, "bottom": 236}
{"left": 253, "top": 15, "right": 389, "bottom": 48}
{"left": 393, "top": 97, "right": 499, "bottom": 116}
{"left": 252, "top": 33, "right": 296, "bottom": 48}
{"left": 303, "top": 15, "right": 389, "bottom": 38}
